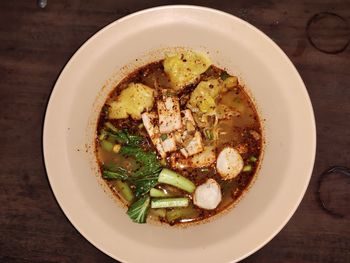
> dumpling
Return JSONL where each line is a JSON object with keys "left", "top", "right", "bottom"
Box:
{"left": 108, "top": 83, "right": 154, "bottom": 120}
{"left": 163, "top": 51, "right": 211, "bottom": 91}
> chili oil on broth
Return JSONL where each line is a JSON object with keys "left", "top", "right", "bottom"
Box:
{"left": 96, "top": 52, "right": 263, "bottom": 226}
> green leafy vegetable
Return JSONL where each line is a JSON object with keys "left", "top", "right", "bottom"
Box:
{"left": 127, "top": 196, "right": 150, "bottom": 223}
{"left": 131, "top": 175, "right": 159, "bottom": 198}
{"left": 100, "top": 128, "right": 163, "bottom": 223}
{"left": 102, "top": 169, "right": 129, "bottom": 180}
{"left": 102, "top": 149, "right": 160, "bottom": 223}
{"left": 100, "top": 122, "right": 143, "bottom": 147}
{"left": 107, "top": 130, "right": 142, "bottom": 147}
{"left": 103, "top": 146, "right": 161, "bottom": 197}
{"left": 120, "top": 146, "right": 161, "bottom": 177}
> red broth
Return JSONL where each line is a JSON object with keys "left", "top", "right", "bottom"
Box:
{"left": 96, "top": 60, "right": 262, "bottom": 225}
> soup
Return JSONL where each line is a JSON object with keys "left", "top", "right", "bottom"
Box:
{"left": 96, "top": 51, "right": 262, "bottom": 225}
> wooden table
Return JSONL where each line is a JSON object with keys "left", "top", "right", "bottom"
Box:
{"left": 1, "top": 1, "right": 349, "bottom": 262}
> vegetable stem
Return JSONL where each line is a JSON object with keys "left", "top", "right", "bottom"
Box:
{"left": 158, "top": 169, "right": 196, "bottom": 193}
{"left": 102, "top": 170, "right": 128, "bottom": 180}
{"left": 249, "top": 156, "right": 257, "bottom": 162}
{"left": 204, "top": 129, "right": 213, "bottom": 140}
{"left": 149, "top": 208, "right": 166, "bottom": 218}
{"left": 114, "top": 180, "right": 134, "bottom": 203}
{"left": 150, "top": 188, "right": 169, "bottom": 197}
{"left": 105, "top": 122, "right": 119, "bottom": 133}
{"left": 166, "top": 207, "right": 199, "bottom": 222}
{"left": 151, "top": 198, "right": 189, "bottom": 209}
{"left": 98, "top": 129, "right": 108, "bottom": 140}
{"left": 100, "top": 140, "right": 114, "bottom": 152}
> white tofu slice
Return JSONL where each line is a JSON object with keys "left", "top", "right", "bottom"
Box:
{"left": 177, "top": 109, "right": 198, "bottom": 158}
{"left": 190, "top": 146, "right": 216, "bottom": 167}
{"left": 170, "top": 146, "right": 216, "bottom": 169}
{"left": 157, "top": 96, "right": 182, "bottom": 134}
{"left": 182, "top": 109, "right": 195, "bottom": 123}
{"left": 181, "top": 109, "right": 196, "bottom": 132}
{"left": 216, "top": 147, "right": 244, "bottom": 180}
{"left": 193, "top": 179, "right": 222, "bottom": 210}
{"left": 184, "top": 131, "right": 203, "bottom": 156}
{"left": 181, "top": 109, "right": 195, "bottom": 125}
{"left": 141, "top": 112, "right": 166, "bottom": 158}
{"left": 174, "top": 131, "right": 183, "bottom": 145}
{"left": 179, "top": 148, "right": 189, "bottom": 158}
{"left": 141, "top": 112, "right": 157, "bottom": 139}
{"left": 161, "top": 134, "right": 177, "bottom": 153}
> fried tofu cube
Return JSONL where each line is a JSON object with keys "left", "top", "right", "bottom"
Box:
{"left": 158, "top": 96, "right": 182, "bottom": 134}
{"left": 184, "top": 131, "right": 203, "bottom": 156}
{"left": 141, "top": 112, "right": 166, "bottom": 158}
{"left": 171, "top": 146, "right": 216, "bottom": 169}
{"left": 181, "top": 109, "right": 195, "bottom": 125}
{"left": 181, "top": 109, "right": 196, "bottom": 131}
{"left": 161, "top": 134, "right": 177, "bottom": 153}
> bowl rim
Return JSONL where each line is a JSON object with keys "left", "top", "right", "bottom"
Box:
{"left": 43, "top": 5, "right": 316, "bottom": 262}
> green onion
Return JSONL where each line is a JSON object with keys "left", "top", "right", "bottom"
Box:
{"left": 151, "top": 198, "right": 189, "bottom": 209}
{"left": 160, "top": 134, "right": 168, "bottom": 141}
{"left": 105, "top": 122, "right": 119, "bottom": 133}
{"left": 102, "top": 169, "right": 129, "bottom": 181}
{"left": 204, "top": 129, "right": 213, "bottom": 140}
{"left": 166, "top": 207, "right": 199, "bottom": 222}
{"left": 243, "top": 165, "right": 252, "bottom": 172}
{"left": 100, "top": 140, "right": 114, "bottom": 152}
{"left": 158, "top": 169, "right": 196, "bottom": 193}
{"left": 249, "top": 156, "right": 258, "bottom": 162}
{"left": 98, "top": 129, "right": 108, "bottom": 140}
{"left": 114, "top": 180, "right": 134, "bottom": 203}
{"left": 150, "top": 208, "right": 166, "bottom": 218}
{"left": 150, "top": 188, "right": 169, "bottom": 197}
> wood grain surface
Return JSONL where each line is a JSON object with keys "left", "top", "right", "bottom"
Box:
{"left": 1, "top": 0, "right": 349, "bottom": 262}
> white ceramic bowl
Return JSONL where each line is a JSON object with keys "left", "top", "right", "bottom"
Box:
{"left": 43, "top": 5, "right": 316, "bottom": 263}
